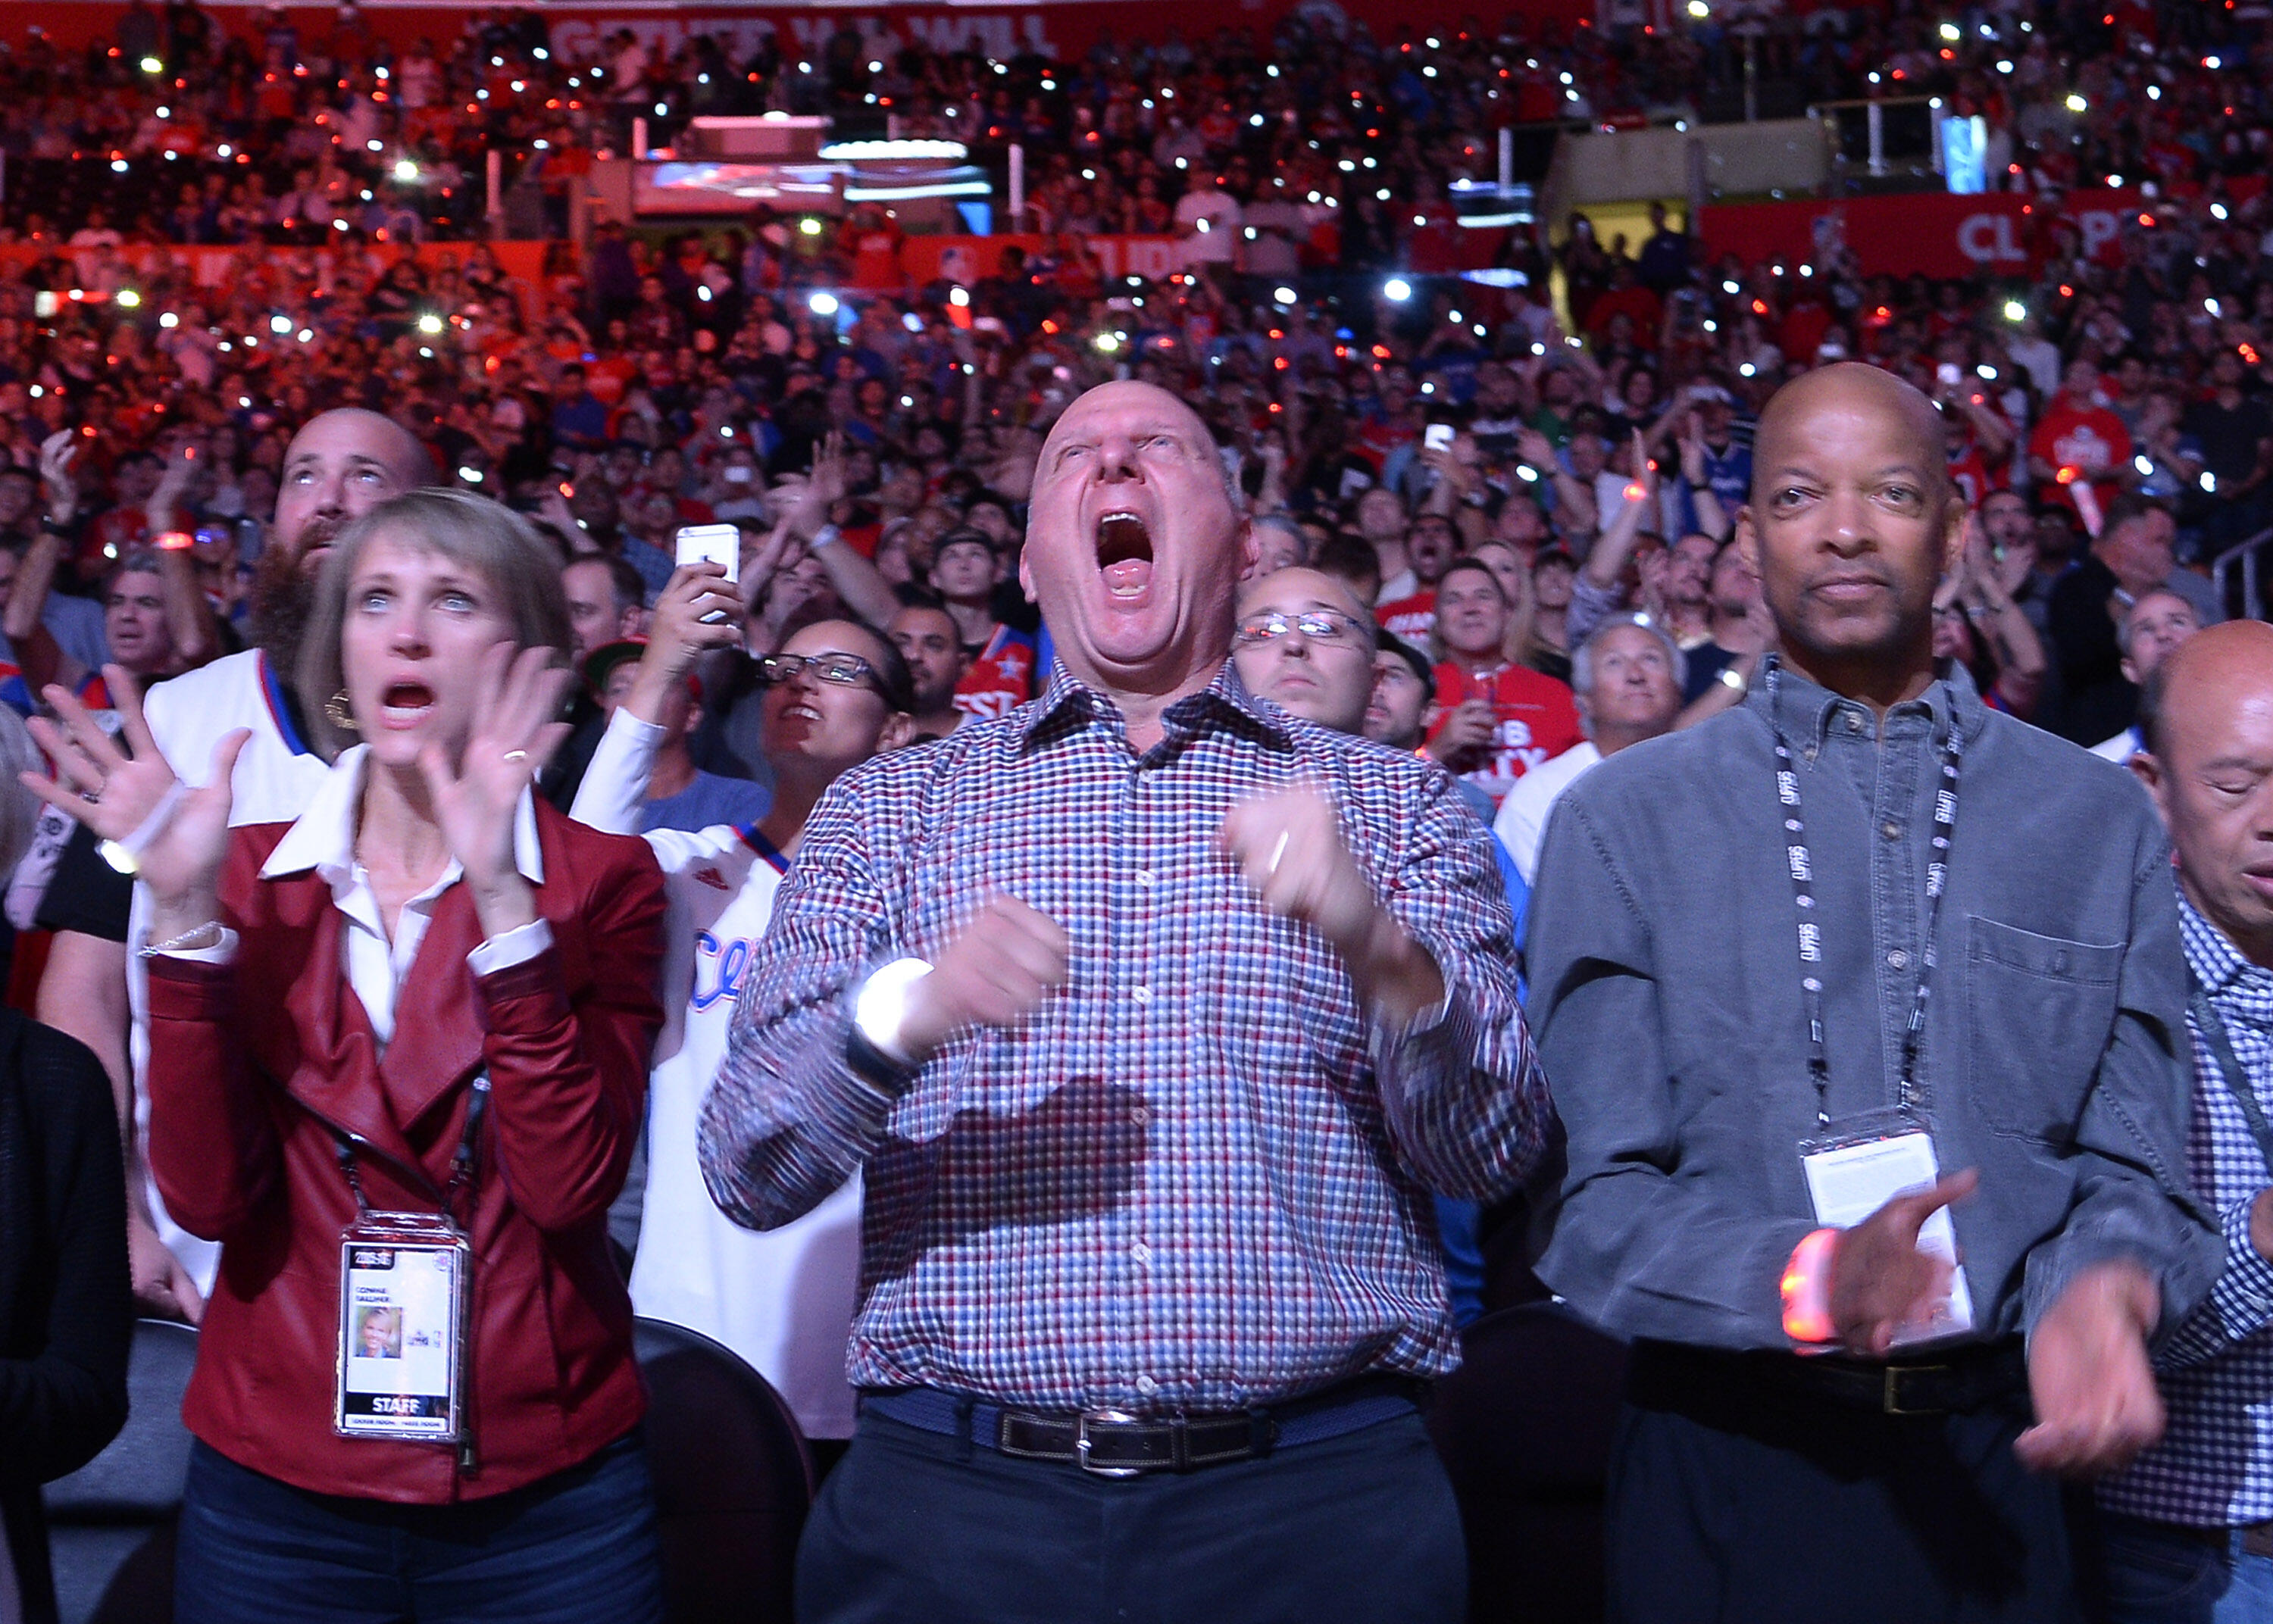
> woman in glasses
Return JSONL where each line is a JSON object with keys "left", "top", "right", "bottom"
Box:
{"left": 571, "top": 567, "right": 914, "bottom": 1468}
{"left": 27, "top": 490, "right": 670, "bottom": 1624}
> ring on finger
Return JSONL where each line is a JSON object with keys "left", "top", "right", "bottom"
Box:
{"left": 502, "top": 749, "right": 529, "bottom": 765}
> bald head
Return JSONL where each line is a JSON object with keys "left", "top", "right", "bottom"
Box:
{"left": 278, "top": 408, "right": 439, "bottom": 566}
{"left": 2141, "top": 619, "right": 2273, "bottom": 761}
{"left": 1237, "top": 566, "right": 1371, "bottom": 627}
{"left": 1230, "top": 567, "right": 1378, "bottom": 732}
{"left": 1737, "top": 362, "right": 1962, "bottom": 709}
{"left": 1749, "top": 364, "right": 1948, "bottom": 510}
{"left": 2135, "top": 620, "right": 2273, "bottom": 965}
{"left": 1022, "top": 379, "right": 1255, "bottom": 712}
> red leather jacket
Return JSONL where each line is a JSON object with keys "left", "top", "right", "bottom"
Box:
{"left": 145, "top": 801, "right": 665, "bottom": 1503}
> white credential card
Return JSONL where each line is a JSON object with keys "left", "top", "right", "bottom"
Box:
{"left": 338, "top": 1239, "right": 464, "bottom": 1439}
{"left": 1800, "top": 1130, "right": 1976, "bottom": 1348}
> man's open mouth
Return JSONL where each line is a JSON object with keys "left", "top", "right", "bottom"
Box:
{"left": 1096, "top": 511, "right": 1154, "bottom": 598}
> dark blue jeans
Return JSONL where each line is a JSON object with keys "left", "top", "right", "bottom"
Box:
{"left": 2093, "top": 1512, "right": 2268, "bottom": 1624}
{"left": 796, "top": 1404, "right": 1465, "bottom": 1624}
{"left": 174, "top": 1435, "right": 665, "bottom": 1624}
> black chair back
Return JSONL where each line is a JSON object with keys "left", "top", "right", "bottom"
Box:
{"left": 1427, "top": 1301, "right": 1628, "bottom": 1624}
{"left": 633, "top": 1316, "right": 814, "bottom": 1624}
{"left": 43, "top": 1317, "right": 199, "bottom": 1624}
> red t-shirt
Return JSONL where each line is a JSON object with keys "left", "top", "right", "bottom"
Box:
{"left": 1375, "top": 590, "right": 1437, "bottom": 645}
{"left": 1427, "top": 661, "right": 1584, "bottom": 807}
{"left": 951, "top": 625, "right": 1039, "bottom": 722}
{"left": 2028, "top": 401, "right": 2131, "bottom": 513}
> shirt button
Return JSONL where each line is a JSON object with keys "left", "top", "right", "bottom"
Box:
{"left": 1135, "top": 1375, "right": 1158, "bottom": 1395}
{"left": 1887, "top": 949, "right": 1910, "bottom": 970}
{"left": 1131, "top": 985, "right": 1152, "bottom": 1005}
{"left": 1846, "top": 713, "right": 1865, "bottom": 733}
{"left": 1130, "top": 1105, "right": 1150, "bottom": 1126}
{"left": 1881, "top": 821, "right": 1901, "bottom": 840}
{"left": 1131, "top": 1241, "right": 1152, "bottom": 1266}
{"left": 1135, "top": 870, "right": 1157, "bottom": 888}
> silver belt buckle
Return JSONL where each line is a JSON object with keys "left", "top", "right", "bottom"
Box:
{"left": 1076, "top": 1408, "right": 1144, "bottom": 1477}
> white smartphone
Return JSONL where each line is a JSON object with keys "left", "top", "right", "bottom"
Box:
{"left": 674, "top": 524, "right": 740, "bottom": 623}
{"left": 1424, "top": 423, "right": 1455, "bottom": 453}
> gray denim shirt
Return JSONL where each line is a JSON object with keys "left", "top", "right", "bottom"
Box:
{"left": 1527, "top": 661, "right": 2219, "bottom": 1351}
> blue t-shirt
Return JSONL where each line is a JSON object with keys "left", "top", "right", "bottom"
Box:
{"left": 637, "top": 770, "right": 771, "bottom": 835}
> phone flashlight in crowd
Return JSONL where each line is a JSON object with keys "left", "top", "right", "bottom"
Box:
{"left": 902, "top": 311, "right": 926, "bottom": 333}
{"left": 1383, "top": 278, "right": 1414, "bottom": 302}
{"left": 1937, "top": 363, "right": 1963, "bottom": 389}
{"left": 675, "top": 525, "right": 740, "bottom": 623}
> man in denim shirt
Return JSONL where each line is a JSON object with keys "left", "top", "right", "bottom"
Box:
{"left": 1528, "top": 364, "right": 2218, "bottom": 1623}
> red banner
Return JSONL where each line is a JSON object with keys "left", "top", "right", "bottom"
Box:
{"left": 0, "top": 0, "right": 1593, "bottom": 61}
{"left": 1697, "top": 193, "right": 2039, "bottom": 280}
{"left": 897, "top": 232, "right": 1181, "bottom": 286}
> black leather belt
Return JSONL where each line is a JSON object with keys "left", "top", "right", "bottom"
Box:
{"left": 861, "top": 1374, "right": 1427, "bottom": 1476}
{"left": 1631, "top": 1338, "right": 2029, "bottom": 1418}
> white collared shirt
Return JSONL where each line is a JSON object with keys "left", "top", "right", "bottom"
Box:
{"left": 167, "top": 745, "right": 552, "bottom": 1047}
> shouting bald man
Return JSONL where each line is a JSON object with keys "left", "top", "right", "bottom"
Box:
{"left": 1528, "top": 364, "right": 2215, "bottom": 1622}
{"left": 702, "top": 382, "right": 1549, "bottom": 1620}
{"left": 2098, "top": 622, "right": 2273, "bottom": 1617}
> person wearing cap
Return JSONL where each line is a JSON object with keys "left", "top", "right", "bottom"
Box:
{"left": 1365, "top": 628, "right": 1499, "bottom": 829}
{"left": 586, "top": 638, "right": 768, "bottom": 836}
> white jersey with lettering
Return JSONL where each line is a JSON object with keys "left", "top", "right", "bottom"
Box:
{"left": 575, "top": 707, "right": 861, "bottom": 1439}
{"left": 133, "top": 650, "right": 333, "bottom": 1292}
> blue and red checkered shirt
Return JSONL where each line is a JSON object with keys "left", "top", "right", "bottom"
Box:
{"left": 699, "top": 661, "right": 1549, "bottom": 1414}
{"left": 2100, "top": 895, "right": 2273, "bottom": 1527}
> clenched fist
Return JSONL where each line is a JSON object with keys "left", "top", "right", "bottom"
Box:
{"left": 896, "top": 894, "right": 1072, "bottom": 1062}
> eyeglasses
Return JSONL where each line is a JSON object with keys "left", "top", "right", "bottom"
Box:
{"left": 755, "top": 652, "right": 886, "bottom": 694}
{"left": 1233, "top": 610, "right": 1372, "bottom": 649}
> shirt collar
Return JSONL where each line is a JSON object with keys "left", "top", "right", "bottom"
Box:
{"left": 1012, "top": 656, "right": 1289, "bottom": 752}
{"left": 2179, "top": 890, "right": 2273, "bottom": 1009}
{"left": 260, "top": 745, "right": 546, "bottom": 888}
{"left": 1747, "top": 653, "right": 1987, "bottom": 753}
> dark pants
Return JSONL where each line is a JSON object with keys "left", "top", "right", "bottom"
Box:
{"left": 2085, "top": 1511, "right": 2272, "bottom": 1624}
{"left": 1610, "top": 1345, "right": 2082, "bottom": 1624}
{"left": 796, "top": 1406, "right": 1465, "bottom": 1624}
{"left": 175, "top": 1435, "right": 665, "bottom": 1624}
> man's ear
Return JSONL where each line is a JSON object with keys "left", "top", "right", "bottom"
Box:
{"left": 878, "top": 711, "right": 916, "bottom": 753}
{"left": 2129, "top": 749, "right": 2172, "bottom": 827}
{"left": 1734, "top": 505, "right": 1761, "bottom": 581}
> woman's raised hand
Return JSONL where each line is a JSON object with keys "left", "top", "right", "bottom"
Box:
{"left": 21, "top": 667, "right": 245, "bottom": 917}
{"left": 421, "top": 643, "right": 571, "bottom": 935}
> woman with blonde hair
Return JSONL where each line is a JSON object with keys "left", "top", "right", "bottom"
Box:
{"left": 28, "top": 489, "right": 668, "bottom": 1624}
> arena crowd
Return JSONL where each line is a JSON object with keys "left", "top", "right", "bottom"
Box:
{"left": 5, "top": 0, "right": 2273, "bottom": 1621}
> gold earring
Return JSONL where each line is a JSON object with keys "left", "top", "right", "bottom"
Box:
{"left": 324, "top": 691, "right": 358, "bottom": 733}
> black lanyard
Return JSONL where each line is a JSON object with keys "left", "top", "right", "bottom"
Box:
{"left": 331, "top": 1075, "right": 490, "bottom": 1234}
{"left": 1763, "top": 656, "right": 1965, "bottom": 1129}
{"left": 2188, "top": 982, "right": 2273, "bottom": 1179}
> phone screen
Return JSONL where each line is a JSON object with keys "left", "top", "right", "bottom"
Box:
{"left": 1424, "top": 424, "right": 1455, "bottom": 454}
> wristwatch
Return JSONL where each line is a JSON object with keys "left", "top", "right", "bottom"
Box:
{"left": 853, "top": 957, "right": 932, "bottom": 1063}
